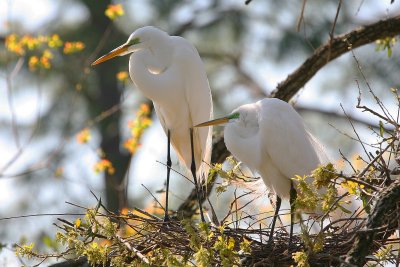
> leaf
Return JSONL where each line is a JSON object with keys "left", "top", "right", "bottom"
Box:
{"left": 379, "top": 121, "right": 384, "bottom": 137}
{"left": 337, "top": 203, "right": 352, "bottom": 214}
{"left": 75, "top": 218, "right": 81, "bottom": 228}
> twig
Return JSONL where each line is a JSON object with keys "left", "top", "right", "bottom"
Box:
{"left": 296, "top": 0, "right": 307, "bottom": 32}
{"left": 116, "top": 235, "right": 150, "bottom": 264}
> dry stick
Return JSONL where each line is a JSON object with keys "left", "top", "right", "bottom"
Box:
{"left": 327, "top": 0, "right": 343, "bottom": 62}
{"left": 0, "top": 213, "right": 84, "bottom": 221}
{"left": 340, "top": 103, "right": 372, "bottom": 161}
{"left": 296, "top": 0, "right": 307, "bottom": 32}
{"left": 351, "top": 50, "right": 396, "bottom": 124}
{"left": 141, "top": 183, "right": 165, "bottom": 212}
{"left": 357, "top": 141, "right": 393, "bottom": 178}
{"left": 116, "top": 235, "right": 150, "bottom": 264}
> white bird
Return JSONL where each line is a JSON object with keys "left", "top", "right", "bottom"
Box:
{"left": 92, "top": 26, "right": 213, "bottom": 222}
{"left": 195, "top": 98, "right": 327, "bottom": 241}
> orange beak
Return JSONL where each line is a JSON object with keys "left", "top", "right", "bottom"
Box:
{"left": 91, "top": 44, "right": 129, "bottom": 66}
{"left": 194, "top": 117, "right": 230, "bottom": 127}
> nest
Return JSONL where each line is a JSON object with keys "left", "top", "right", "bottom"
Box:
{"left": 47, "top": 190, "right": 399, "bottom": 267}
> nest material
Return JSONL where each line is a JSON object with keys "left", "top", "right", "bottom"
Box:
{"left": 49, "top": 191, "right": 399, "bottom": 267}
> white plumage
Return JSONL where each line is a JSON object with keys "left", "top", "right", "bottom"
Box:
{"left": 196, "top": 97, "right": 327, "bottom": 240}
{"left": 92, "top": 26, "right": 213, "bottom": 221}
{"left": 224, "top": 98, "right": 326, "bottom": 199}
{"left": 127, "top": 27, "right": 213, "bottom": 179}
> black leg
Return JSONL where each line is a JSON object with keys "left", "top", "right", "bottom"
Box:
{"left": 190, "top": 128, "right": 205, "bottom": 222}
{"left": 164, "top": 130, "right": 172, "bottom": 222}
{"left": 289, "top": 181, "right": 297, "bottom": 246}
{"left": 268, "top": 195, "right": 281, "bottom": 243}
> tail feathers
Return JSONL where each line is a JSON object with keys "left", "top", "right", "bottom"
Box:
{"left": 307, "top": 131, "right": 330, "bottom": 164}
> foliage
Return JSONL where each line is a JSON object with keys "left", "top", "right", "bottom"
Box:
{"left": 124, "top": 103, "right": 152, "bottom": 154}
{"left": 376, "top": 37, "right": 397, "bottom": 57}
{"left": 5, "top": 33, "right": 84, "bottom": 72}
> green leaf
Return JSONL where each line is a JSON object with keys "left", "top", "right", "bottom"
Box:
{"left": 337, "top": 204, "right": 352, "bottom": 214}
{"left": 379, "top": 121, "right": 384, "bottom": 137}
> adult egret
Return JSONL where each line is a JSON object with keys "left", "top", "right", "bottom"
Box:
{"left": 195, "top": 98, "right": 327, "bottom": 241}
{"left": 92, "top": 26, "right": 213, "bottom": 222}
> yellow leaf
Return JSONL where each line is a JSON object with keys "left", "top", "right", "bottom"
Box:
{"left": 75, "top": 218, "right": 81, "bottom": 228}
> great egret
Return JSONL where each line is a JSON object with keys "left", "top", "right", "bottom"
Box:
{"left": 92, "top": 26, "right": 213, "bottom": 222}
{"left": 195, "top": 98, "right": 327, "bottom": 241}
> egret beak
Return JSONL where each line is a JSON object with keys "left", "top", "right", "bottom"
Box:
{"left": 91, "top": 44, "right": 129, "bottom": 66}
{"left": 195, "top": 117, "right": 229, "bottom": 127}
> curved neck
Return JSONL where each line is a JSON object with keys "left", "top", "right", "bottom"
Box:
{"left": 145, "top": 44, "right": 173, "bottom": 73}
{"left": 128, "top": 48, "right": 176, "bottom": 102}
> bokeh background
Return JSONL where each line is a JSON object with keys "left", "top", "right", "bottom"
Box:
{"left": 0, "top": 0, "right": 399, "bottom": 265}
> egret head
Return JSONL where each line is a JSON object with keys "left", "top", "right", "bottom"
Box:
{"left": 91, "top": 26, "right": 169, "bottom": 66}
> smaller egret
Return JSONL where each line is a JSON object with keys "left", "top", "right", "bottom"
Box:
{"left": 195, "top": 98, "right": 327, "bottom": 242}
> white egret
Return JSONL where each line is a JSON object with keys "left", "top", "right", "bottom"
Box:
{"left": 195, "top": 98, "right": 327, "bottom": 241}
{"left": 92, "top": 26, "right": 213, "bottom": 222}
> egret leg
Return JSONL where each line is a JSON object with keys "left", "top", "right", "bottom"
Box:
{"left": 289, "top": 181, "right": 297, "bottom": 246}
{"left": 268, "top": 195, "right": 281, "bottom": 243}
{"left": 189, "top": 128, "right": 205, "bottom": 222}
{"left": 163, "top": 130, "right": 172, "bottom": 222}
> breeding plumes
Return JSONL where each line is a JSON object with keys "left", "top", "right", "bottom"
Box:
{"left": 92, "top": 26, "right": 213, "bottom": 222}
{"left": 196, "top": 98, "right": 327, "bottom": 241}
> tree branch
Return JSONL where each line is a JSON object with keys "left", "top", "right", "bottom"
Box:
{"left": 271, "top": 15, "right": 400, "bottom": 101}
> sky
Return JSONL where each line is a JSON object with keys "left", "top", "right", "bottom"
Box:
{"left": 0, "top": 0, "right": 399, "bottom": 266}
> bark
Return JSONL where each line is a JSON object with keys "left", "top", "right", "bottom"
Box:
{"left": 342, "top": 179, "right": 400, "bottom": 266}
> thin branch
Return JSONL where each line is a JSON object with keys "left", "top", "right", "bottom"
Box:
{"left": 296, "top": 0, "right": 307, "bottom": 32}
{"left": 327, "top": 0, "right": 343, "bottom": 62}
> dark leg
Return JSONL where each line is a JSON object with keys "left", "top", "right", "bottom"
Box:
{"left": 163, "top": 130, "right": 172, "bottom": 222}
{"left": 289, "top": 181, "right": 297, "bottom": 246}
{"left": 190, "top": 128, "right": 205, "bottom": 222}
{"left": 268, "top": 195, "right": 281, "bottom": 243}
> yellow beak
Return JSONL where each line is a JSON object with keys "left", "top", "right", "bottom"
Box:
{"left": 91, "top": 44, "right": 129, "bottom": 66}
{"left": 195, "top": 117, "right": 229, "bottom": 127}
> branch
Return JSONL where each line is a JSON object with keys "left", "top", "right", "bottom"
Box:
{"left": 296, "top": 105, "right": 395, "bottom": 132}
{"left": 342, "top": 179, "right": 400, "bottom": 266}
{"left": 271, "top": 15, "right": 400, "bottom": 101}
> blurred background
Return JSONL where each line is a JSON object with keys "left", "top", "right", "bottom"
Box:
{"left": 0, "top": 0, "right": 399, "bottom": 265}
